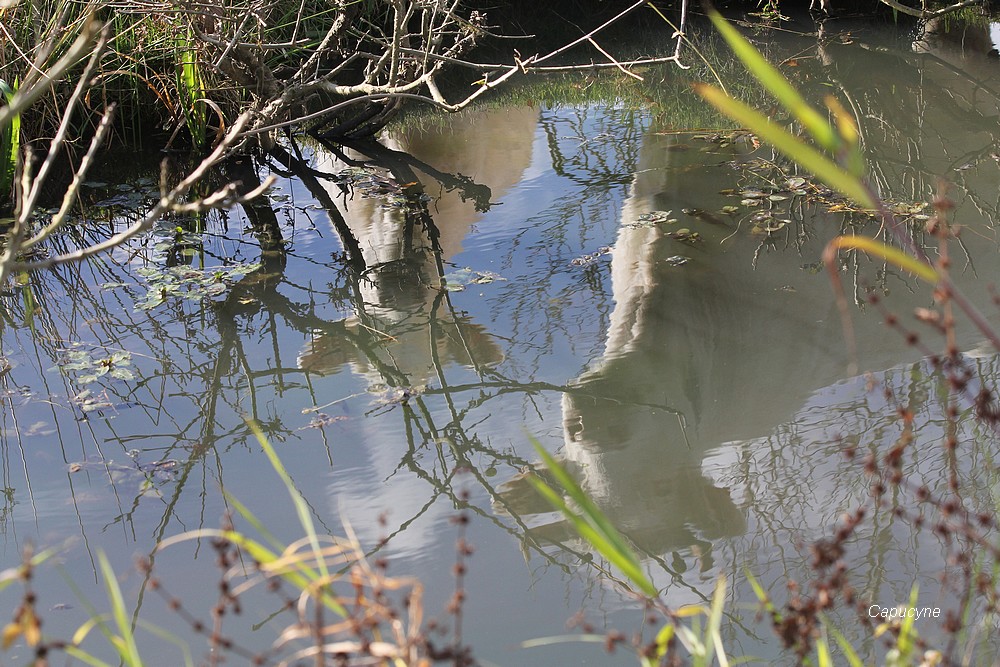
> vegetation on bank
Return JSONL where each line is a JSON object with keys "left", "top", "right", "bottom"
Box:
{"left": 1, "top": 0, "right": 699, "bottom": 273}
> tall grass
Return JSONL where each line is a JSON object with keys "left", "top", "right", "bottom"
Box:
{"left": 1, "top": 423, "right": 468, "bottom": 665}
{"left": 0, "top": 78, "right": 18, "bottom": 209}
{"left": 175, "top": 29, "right": 207, "bottom": 148}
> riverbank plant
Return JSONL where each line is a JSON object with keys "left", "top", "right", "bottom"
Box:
{"left": 0, "top": 78, "right": 18, "bottom": 210}
{"left": 1, "top": 0, "right": 706, "bottom": 152}
{"left": 2, "top": 422, "right": 477, "bottom": 665}
{"left": 525, "top": 438, "right": 944, "bottom": 666}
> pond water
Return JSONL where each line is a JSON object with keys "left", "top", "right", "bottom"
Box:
{"left": 4, "top": 13, "right": 1000, "bottom": 665}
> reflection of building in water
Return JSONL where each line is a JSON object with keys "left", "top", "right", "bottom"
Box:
{"left": 497, "top": 108, "right": 1000, "bottom": 571}
{"left": 296, "top": 107, "right": 537, "bottom": 382}
{"left": 496, "top": 96, "right": 1000, "bottom": 619}
{"left": 499, "top": 130, "right": 751, "bottom": 565}
{"left": 298, "top": 108, "right": 537, "bottom": 557}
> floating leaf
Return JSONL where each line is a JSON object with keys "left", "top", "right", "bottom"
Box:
{"left": 570, "top": 247, "right": 614, "bottom": 266}
{"left": 298, "top": 413, "right": 349, "bottom": 430}
{"left": 132, "top": 262, "right": 261, "bottom": 311}
{"left": 442, "top": 268, "right": 506, "bottom": 290}
{"left": 668, "top": 229, "right": 702, "bottom": 243}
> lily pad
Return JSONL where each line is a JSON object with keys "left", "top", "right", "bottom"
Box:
{"left": 298, "top": 413, "right": 349, "bottom": 430}
{"left": 72, "top": 389, "right": 114, "bottom": 413}
{"left": 133, "top": 262, "right": 261, "bottom": 311}
{"left": 626, "top": 211, "right": 678, "bottom": 229}
{"left": 668, "top": 229, "right": 702, "bottom": 244}
{"left": 636, "top": 210, "right": 673, "bottom": 223}
{"left": 570, "top": 246, "right": 613, "bottom": 266}
{"left": 55, "top": 346, "right": 134, "bottom": 387}
{"left": 441, "top": 268, "right": 506, "bottom": 291}
{"left": 372, "top": 385, "right": 427, "bottom": 406}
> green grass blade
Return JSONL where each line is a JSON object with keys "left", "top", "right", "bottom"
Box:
{"left": 826, "top": 236, "right": 939, "bottom": 284}
{"left": 707, "top": 9, "right": 839, "bottom": 152}
{"left": 897, "top": 585, "right": 919, "bottom": 658}
{"left": 96, "top": 552, "right": 143, "bottom": 667}
{"left": 63, "top": 645, "right": 115, "bottom": 667}
{"left": 223, "top": 491, "right": 286, "bottom": 553}
{"left": 0, "top": 78, "right": 19, "bottom": 200}
{"left": 695, "top": 84, "right": 874, "bottom": 208}
{"left": 816, "top": 635, "right": 833, "bottom": 667}
{"left": 705, "top": 577, "right": 726, "bottom": 667}
{"left": 828, "top": 625, "right": 865, "bottom": 667}
{"left": 655, "top": 623, "right": 675, "bottom": 659}
{"left": 246, "top": 419, "right": 329, "bottom": 579}
{"left": 525, "top": 475, "right": 653, "bottom": 593}
{"left": 529, "top": 438, "right": 646, "bottom": 573}
{"left": 745, "top": 570, "right": 780, "bottom": 619}
{"left": 527, "top": 438, "right": 658, "bottom": 597}
{"left": 175, "top": 31, "right": 206, "bottom": 147}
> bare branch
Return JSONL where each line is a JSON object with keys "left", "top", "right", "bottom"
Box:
{"left": 10, "top": 111, "right": 264, "bottom": 273}
{"left": 875, "top": 0, "right": 983, "bottom": 18}
{"left": 22, "top": 105, "right": 117, "bottom": 250}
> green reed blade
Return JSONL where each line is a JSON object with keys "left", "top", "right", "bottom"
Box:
{"left": 707, "top": 9, "right": 839, "bottom": 152}
{"left": 0, "top": 78, "right": 19, "bottom": 201}
{"left": 827, "top": 235, "right": 939, "bottom": 284}
{"left": 527, "top": 437, "right": 658, "bottom": 597}
{"left": 695, "top": 84, "right": 874, "bottom": 208}
{"left": 96, "top": 551, "right": 143, "bottom": 667}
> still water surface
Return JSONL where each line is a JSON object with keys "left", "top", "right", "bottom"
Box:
{"left": 4, "top": 14, "right": 1000, "bottom": 664}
